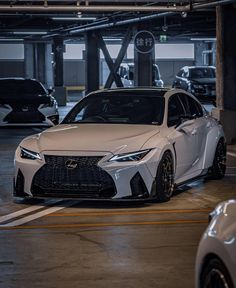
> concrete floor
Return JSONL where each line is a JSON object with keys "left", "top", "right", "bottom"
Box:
{"left": 0, "top": 103, "right": 236, "bottom": 288}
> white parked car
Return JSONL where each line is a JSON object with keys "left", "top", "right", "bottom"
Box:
{"left": 14, "top": 88, "right": 226, "bottom": 201}
{"left": 196, "top": 200, "right": 236, "bottom": 288}
{"left": 0, "top": 78, "right": 59, "bottom": 126}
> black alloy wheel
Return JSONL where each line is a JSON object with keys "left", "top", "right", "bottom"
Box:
{"left": 209, "top": 138, "right": 227, "bottom": 180}
{"left": 201, "top": 258, "right": 233, "bottom": 288}
{"left": 155, "top": 151, "right": 174, "bottom": 202}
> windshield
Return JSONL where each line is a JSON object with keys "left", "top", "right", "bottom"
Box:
{"left": 63, "top": 92, "right": 165, "bottom": 125}
{"left": 0, "top": 79, "right": 46, "bottom": 97}
{"left": 189, "top": 67, "right": 216, "bottom": 79}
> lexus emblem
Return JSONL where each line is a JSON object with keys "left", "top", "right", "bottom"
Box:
{"left": 65, "top": 159, "right": 78, "bottom": 169}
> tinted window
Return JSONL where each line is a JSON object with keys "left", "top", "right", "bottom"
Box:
{"left": 63, "top": 92, "right": 165, "bottom": 125}
{"left": 168, "top": 95, "right": 185, "bottom": 127}
{"left": 177, "top": 69, "right": 184, "bottom": 77}
{"left": 189, "top": 67, "right": 215, "bottom": 78}
{"left": 0, "top": 79, "right": 46, "bottom": 97}
{"left": 178, "top": 93, "right": 203, "bottom": 118}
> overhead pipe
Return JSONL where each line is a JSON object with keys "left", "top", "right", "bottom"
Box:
{"left": 192, "top": 0, "right": 236, "bottom": 10}
{"left": 0, "top": 4, "right": 190, "bottom": 13}
{"left": 67, "top": 11, "right": 177, "bottom": 35}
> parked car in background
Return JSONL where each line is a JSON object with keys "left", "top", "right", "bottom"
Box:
{"left": 0, "top": 78, "right": 59, "bottom": 126}
{"left": 172, "top": 66, "right": 216, "bottom": 104}
{"left": 196, "top": 200, "right": 236, "bottom": 288}
{"left": 118, "top": 63, "right": 164, "bottom": 87}
{"left": 14, "top": 88, "right": 226, "bottom": 202}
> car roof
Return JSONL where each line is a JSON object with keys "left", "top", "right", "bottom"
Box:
{"left": 183, "top": 66, "right": 216, "bottom": 70}
{"left": 0, "top": 77, "right": 39, "bottom": 82}
{"left": 87, "top": 87, "right": 169, "bottom": 97}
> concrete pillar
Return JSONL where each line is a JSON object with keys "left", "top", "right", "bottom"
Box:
{"left": 85, "top": 31, "right": 100, "bottom": 94}
{"left": 134, "top": 28, "right": 154, "bottom": 87}
{"left": 52, "top": 37, "right": 66, "bottom": 106}
{"left": 212, "top": 5, "right": 236, "bottom": 143}
{"left": 24, "top": 41, "right": 54, "bottom": 88}
{"left": 194, "top": 42, "right": 208, "bottom": 66}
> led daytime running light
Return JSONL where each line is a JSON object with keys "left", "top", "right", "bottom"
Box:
{"left": 20, "top": 147, "right": 42, "bottom": 160}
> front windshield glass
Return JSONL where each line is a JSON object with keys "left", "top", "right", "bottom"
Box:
{"left": 189, "top": 67, "right": 216, "bottom": 79}
{"left": 0, "top": 79, "right": 46, "bottom": 97}
{"left": 63, "top": 92, "right": 165, "bottom": 125}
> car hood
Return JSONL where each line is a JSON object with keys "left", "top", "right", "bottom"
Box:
{"left": 22, "top": 124, "right": 160, "bottom": 154}
{"left": 190, "top": 78, "right": 216, "bottom": 85}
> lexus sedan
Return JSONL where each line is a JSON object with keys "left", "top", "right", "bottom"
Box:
{"left": 172, "top": 66, "right": 216, "bottom": 104}
{"left": 14, "top": 88, "right": 226, "bottom": 201}
{"left": 0, "top": 78, "right": 59, "bottom": 126}
{"left": 196, "top": 200, "right": 236, "bottom": 288}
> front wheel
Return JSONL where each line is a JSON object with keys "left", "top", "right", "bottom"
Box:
{"left": 155, "top": 151, "right": 174, "bottom": 202}
{"left": 200, "top": 258, "right": 233, "bottom": 288}
{"left": 208, "top": 138, "right": 226, "bottom": 180}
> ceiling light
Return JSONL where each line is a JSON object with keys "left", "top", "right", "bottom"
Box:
{"left": 51, "top": 17, "right": 96, "bottom": 21}
{"left": 190, "top": 37, "right": 216, "bottom": 41}
{"left": 13, "top": 31, "right": 48, "bottom": 35}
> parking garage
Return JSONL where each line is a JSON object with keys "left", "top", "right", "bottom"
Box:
{"left": 0, "top": 1, "right": 236, "bottom": 288}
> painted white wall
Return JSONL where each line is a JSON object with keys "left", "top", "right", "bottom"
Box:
{"left": 0, "top": 44, "right": 24, "bottom": 59}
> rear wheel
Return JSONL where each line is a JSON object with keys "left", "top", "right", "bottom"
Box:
{"left": 201, "top": 258, "right": 233, "bottom": 288}
{"left": 155, "top": 151, "right": 174, "bottom": 202}
{"left": 208, "top": 139, "right": 226, "bottom": 179}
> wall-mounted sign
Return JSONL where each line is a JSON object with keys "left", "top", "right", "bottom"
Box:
{"left": 134, "top": 30, "right": 155, "bottom": 54}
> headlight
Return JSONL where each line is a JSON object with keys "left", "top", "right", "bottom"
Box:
{"left": 20, "top": 147, "right": 42, "bottom": 160}
{"left": 109, "top": 149, "right": 151, "bottom": 162}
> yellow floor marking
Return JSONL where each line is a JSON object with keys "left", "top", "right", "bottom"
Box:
{"left": 47, "top": 208, "right": 212, "bottom": 217}
{"left": 0, "top": 219, "right": 208, "bottom": 231}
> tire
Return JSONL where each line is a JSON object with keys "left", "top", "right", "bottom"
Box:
{"left": 155, "top": 151, "right": 174, "bottom": 202}
{"left": 201, "top": 258, "right": 233, "bottom": 288}
{"left": 208, "top": 138, "right": 226, "bottom": 180}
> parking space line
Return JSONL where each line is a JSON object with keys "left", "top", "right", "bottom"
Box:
{"left": 0, "top": 201, "right": 78, "bottom": 227}
{"left": 0, "top": 219, "right": 208, "bottom": 231}
{"left": 227, "top": 152, "right": 236, "bottom": 157}
{"left": 0, "top": 202, "right": 51, "bottom": 224}
{"left": 47, "top": 208, "right": 212, "bottom": 218}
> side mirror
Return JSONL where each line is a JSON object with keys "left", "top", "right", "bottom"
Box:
{"left": 47, "top": 88, "right": 55, "bottom": 95}
{"left": 176, "top": 119, "right": 195, "bottom": 132}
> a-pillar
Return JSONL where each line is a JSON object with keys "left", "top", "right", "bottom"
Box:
{"left": 212, "top": 5, "right": 236, "bottom": 143}
{"left": 85, "top": 31, "right": 100, "bottom": 94}
{"left": 52, "top": 37, "right": 67, "bottom": 106}
{"left": 24, "top": 41, "right": 53, "bottom": 88}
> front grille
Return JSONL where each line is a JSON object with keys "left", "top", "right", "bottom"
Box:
{"left": 4, "top": 104, "right": 45, "bottom": 123}
{"left": 31, "top": 155, "right": 116, "bottom": 198}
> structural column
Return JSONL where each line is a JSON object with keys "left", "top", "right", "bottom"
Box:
{"left": 85, "top": 31, "right": 100, "bottom": 93}
{"left": 52, "top": 37, "right": 66, "bottom": 106}
{"left": 134, "top": 28, "right": 155, "bottom": 87}
{"left": 213, "top": 5, "right": 236, "bottom": 143}
{"left": 24, "top": 41, "right": 53, "bottom": 88}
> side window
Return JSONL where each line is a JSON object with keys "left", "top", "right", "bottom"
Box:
{"left": 178, "top": 93, "right": 203, "bottom": 118}
{"left": 167, "top": 95, "right": 185, "bottom": 127}
{"left": 177, "top": 69, "right": 184, "bottom": 77}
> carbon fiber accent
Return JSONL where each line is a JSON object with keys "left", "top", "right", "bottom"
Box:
{"left": 31, "top": 155, "right": 116, "bottom": 198}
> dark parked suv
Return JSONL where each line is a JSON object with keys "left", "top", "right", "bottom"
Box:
{"left": 172, "top": 66, "right": 216, "bottom": 104}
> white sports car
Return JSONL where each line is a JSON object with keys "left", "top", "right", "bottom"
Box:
{"left": 14, "top": 88, "right": 226, "bottom": 201}
{"left": 0, "top": 78, "right": 59, "bottom": 126}
{"left": 196, "top": 200, "right": 236, "bottom": 288}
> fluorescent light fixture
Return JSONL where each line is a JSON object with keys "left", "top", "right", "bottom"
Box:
{"left": 103, "top": 38, "right": 122, "bottom": 41}
{"left": 190, "top": 37, "right": 216, "bottom": 41}
{"left": 52, "top": 17, "right": 96, "bottom": 21}
{"left": 13, "top": 31, "right": 48, "bottom": 35}
{"left": 0, "top": 38, "right": 23, "bottom": 41}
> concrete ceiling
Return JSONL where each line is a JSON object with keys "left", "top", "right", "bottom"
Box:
{"left": 0, "top": 1, "right": 234, "bottom": 41}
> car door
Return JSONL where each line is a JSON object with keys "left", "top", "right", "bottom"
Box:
{"left": 167, "top": 94, "right": 199, "bottom": 179}
{"left": 179, "top": 93, "right": 209, "bottom": 165}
